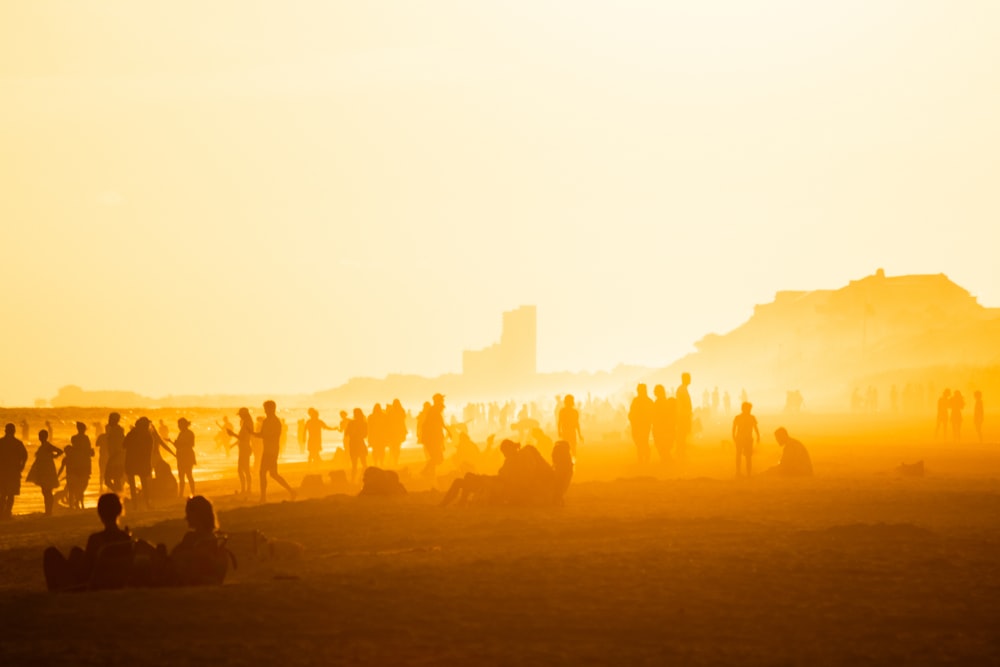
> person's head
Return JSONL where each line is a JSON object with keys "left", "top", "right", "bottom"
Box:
{"left": 38, "top": 429, "right": 49, "bottom": 443}
{"left": 177, "top": 417, "right": 191, "bottom": 431}
{"left": 636, "top": 383, "right": 648, "bottom": 398}
{"left": 339, "top": 410, "right": 347, "bottom": 419}
{"left": 238, "top": 407, "right": 251, "bottom": 424}
{"left": 76, "top": 421, "right": 87, "bottom": 434}
{"left": 564, "top": 394, "right": 575, "bottom": 408}
{"left": 353, "top": 407, "right": 365, "bottom": 420}
{"left": 108, "top": 412, "right": 121, "bottom": 425}
{"left": 96, "top": 493, "right": 123, "bottom": 527}
{"left": 3, "top": 423, "right": 14, "bottom": 437}
{"left": 185, "top": 495, "right": 216, "bottom": 532}
{"left": 681, "top": 372, "right": 691, "bottom": 386}
{"left": 263, "top": 400, "right": 277, "bottom": 416}
{"left": 500, "top": 439, "right": 520, "bottom": 459}
{"left": 308, "top": 407, "right": 318, "bottom": 419}
{"left": 741, "top": 402, "right": 752, "bottom": 415}
{"left": 433, "top": 393, "right": 445, "bottom": 407}
{"left": 653, "top": 385, "right": 666, "bottom": 399}
{"left": 774, "top": 427, "right": 790, "bottom": 446}
{"left": 134, "top": 416, "right": 150, "bottom": 431}
{"left": 975, "top": 390, "right": 982, "bottom": 399}
{"left": 372, "top": 404, "right": 382, "bottom": 414}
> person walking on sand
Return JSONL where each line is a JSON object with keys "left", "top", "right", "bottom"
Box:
{"left": 305, "top": 408, "right": 336, "bottom": 464}
{"left": 0, "top": 423, "right": 29, "bottom": 519}
{"left": 256, "top": 400, "right": 296, "bottom": 503}
{"left": 226, "top": 408, "right": 254, "bottom": 496}
{"left": 676, "top": 373, "right": 693, "bottom": 459}
{"left": 628, "top": 384, "right": 654, "bottom": 465}
{"left": 170, "top": 418, "right": 197, "bottom": 498}
{"left": 557, "top": 394, "right": 583, "bottom": 458}
{"left": 27, "top": 430, "right": 63, "bottom": 516}
{"left": 732, "top": 402, "right": 760, "bottom": 477}
{"left": 973, "top": 391, "right": 984, "bottom": 444}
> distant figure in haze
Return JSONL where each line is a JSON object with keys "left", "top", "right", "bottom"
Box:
{"left": 226, "top": 408, "right": 254, "bottom": 496}
{"left": 421, "top": 394, "right": 450, "bottom": 481}
{"left": 368, "top": 404, "right": 389, "bottom": 467}
{"left": 20, "top": 419, "right": 30, "bottom": 443}
{"left": 557, "top": 395, "right": 583, "bottom": 458}
{"left": 171, "top": 418, "right": 197, "bottom": 498}
{"left": 255, "top": 400, "right": 296, "bottom": 503}
{"left": 158, "top": 419, "right": 170, "bottom": 445}
{"left": 768, "top": 428, "right": 813, "bottom": 477}
{"left": 0, "top": 423, "right": 29, "bottom": 519}
{"left": 739, "top": 388, "right": 748, "bottom": 405}
{"left": 387, "top": 399, "right": 408, "bottom": 467}
{"left": 628, "top": 384, "right": 654, "bottom": 465}
{"left": 950, "top": 390, "right": 965, "bottom": 442}
{"left": 676, "top": 373, "right": 694, "bottom": 458}
{"left": 103, "top": 412, "right": 126, "bottom": 493}
{"left": 935, "top": 389, "right": 951, "bottom": 439}
{"left": 43, "top": 492, "right": 132, "bottom": 592}
{"left": 296, "top": 418, "right": 307, "bottom": 455}
{"left": 305, "top": 408, "right": 336, "bottom": 464}
{"left": 346, "top": 408, "right": 369, "bottom": 482}
{"left": 651, "top": 384, "right": 676, "bottom": 463}
{"left": 731, "top": 402, "right": 760, "bottom": 477}
{"left": 973, "top": 391, "right": 984, "bottom": 444}
{"left": 27, "top": 430, "right": 63, "bottom": 515}
{"left": 122, "top": 417, "right": 154, "bottom": 508}
{"left": 45, "top": 420, "right": 55, "bottom": 442}
{"left": 215, "top": 416, "right": 233, "bottom": 456}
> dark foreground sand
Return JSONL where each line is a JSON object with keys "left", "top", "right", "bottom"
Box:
{"left": 2, "top": 467, "right": 1000, "bottom": 666}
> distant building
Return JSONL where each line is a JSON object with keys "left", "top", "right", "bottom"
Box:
{"left": 463, "top": 306, "right": 537, "bottom": 386}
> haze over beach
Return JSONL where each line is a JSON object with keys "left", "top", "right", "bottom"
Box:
{"left": 3, "top": 1, "right": 1000, "bottom": 406}
{"left": 2, "top": 3, "right": 1000, "bottom": 666}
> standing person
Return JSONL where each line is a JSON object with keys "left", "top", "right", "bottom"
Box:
{"left": 226, "top": 408, "right": 254, "bottom": 496}
{"left": 368, "top": 404, "right": 388, "bottom": 468}
{"left": 731, "top": 402, "right": 760, "bottom": 477}
{"left": 651, "top": 385, "right": 676, "bottom": 463}
{"left": 557, "top": 395, "right": 583, "bottom": 458}
{"left": 676, "top": 373, "right": 694, "bottom": 459}
{"left": 421, "top": 394, "right": 450, "bottom": 483}
{"left": 65, "top": 422, "right": 94, "bottom": 509}
{"left": 304, "top": 408, "right": 335, "bottom": 464}
{"left": 950, "top": 390, "right": 966, "bottom": 442}
{"left": 122, "top": 417, "right": 154, "bottom": 509}
{"left": 935, "top": 389, "right": 951, "bottom": 439}
{"left": 103, "top": 412, "right": 126, "bottom": 493}
{"left": 171, "top": 418, "right": 197, "bottom": 498}
{"left": 255, "top": 400, "right": 296, "bottom": 503}
{"left": 346, "top": 408, "right": 369, "bottom": 482}
{"left": 27, "top": 430, "right": 63, "bottom": 516}
{"left": 215, "top": 416, "right": 233, "bottom": 457}
{"left": 19, "top": 419, "right": 30, "bottom": 443}
{"left": 0, "top": 423, "right": 29, "bottom": 519}
{"left": 973, "top": 391, "right": 984, "bottom": 444}
{"left": 628, "top": 384, "right": 654, "bottom": 465}
{"left": 387, "top": 399, "right": 408, "bottom": 468}
{"left": 93, "top": 421, "right": 107, "bottom": 492}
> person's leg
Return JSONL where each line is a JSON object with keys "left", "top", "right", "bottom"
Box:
{"left": 42, "top": 488, "right": 54, "bottom": 515}
{"left": 269, "top": 470, "right": 296, "bottom": 498}
{"left": 259, "top": 467, "right": 268, "bottom": 502}
{"left": 43, "top": 547, "right": 72, "bottom": 591}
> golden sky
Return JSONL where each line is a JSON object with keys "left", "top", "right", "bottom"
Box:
{"left": 1, "top": 1, "right": 998, "bottom": 405}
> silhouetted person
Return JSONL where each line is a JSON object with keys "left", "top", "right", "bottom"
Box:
{"left": 358, "top": 467, "right": 407, "bottom": 497}
{"left": 61, "top": 422, "right": 94, "bottom": 509}
{"left": 368, "top": 404, "right": 389, "bottom": 467}
{"left": 651, "top": 384, "right": 676, "bottom": 463}
{"left": 935, "top": 389, "right": 951, "bottom": 439}
{"left": 256, "top": 400, "right": 296, "bottom": 503}
{"left": 950, "top": 390, "right": 965, "bottom": 442}
{"left": 557, "top": 394, "right": 583, "bottom": 458}
{"left": 628, "top": 384, "right": 654, "bottom": 464}
{"left": 973, "top": 391, "right": 984, "bottom": 444}
{"left": 226, "top": 408, "right": 254, "bottom": 495}
{"left": 170, "top": 495, "right": 230, "bottom": 586}
{"left": 768, "top": 428, "right": 813, "bottom": 477}
{"left": 27, "top": 430, "right": 63, "bottom": 515}
{"left": 0, "top": 423, "right": 29, "bottom": 519}
{"left": 19, "top": 419, "right": 29, "bottom": 443}
{"left": 441, "top": 439, "right": 573, "bottom": 507}
{"left": 43, "top": 492, "right": 132, "bottom": 591}
{"left": 93, "top": 421, "right": 108, "bottom": 492}
{"left": 676, "top": 373, "right": 693, "bottom": 459}
{"left": 215, "top": 416, "right": 234, "bottom": 456}
{"left": 103, "top": 412, "right": 126, "bottom": 493}
{"left": 387, "top": 399, "right": 408, "bottom": 467}
{"left": 123, "top": 417, "right": 154, "bottom": 508}
{"left": 346, "top": 408, "right": 369, "bottom": 482}
{"left": 172, "top": 418, "right": 197, "bottom": 497}
{"left": 305, "top": 407, "right": 335, "bottom": 464}
{"left": 732, "top": 402, "right": 760, "bottom": 477}
{"left": 422, "top": 393, "right": 450, "bottom": 481}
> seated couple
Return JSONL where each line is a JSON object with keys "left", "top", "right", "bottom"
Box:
{"left": 441, "top": 439, "right": 573, "bottom": 507}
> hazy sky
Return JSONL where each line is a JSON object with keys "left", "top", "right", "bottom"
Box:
{"left": 2, "top": 1, "right": 998, "bottom": 406}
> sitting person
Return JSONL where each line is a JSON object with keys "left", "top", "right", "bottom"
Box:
{"left": 43, "top": 493, "right": 132, "bottom": 591}
{"left": 766, "top": 427, "right": 814, "bottom": 477}
{"left": 358, "top": 467, "right": 407, "bottom": 497}
{"left": 441, "top": 439, "right": 574, "bottom": 507}
{"left": 169, "top": 495, "right": 232, "bottom": 586}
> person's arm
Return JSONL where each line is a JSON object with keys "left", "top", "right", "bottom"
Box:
{"left": 753, "top": 421, "right": 761, "bottom": 445}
